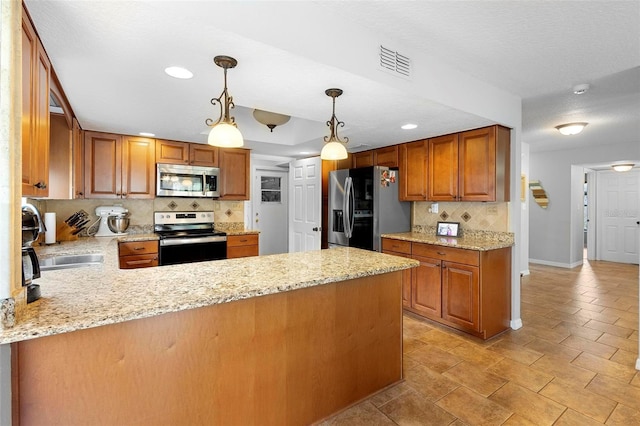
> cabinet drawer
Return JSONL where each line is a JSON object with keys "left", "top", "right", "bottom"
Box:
{"left": 226, "top": 234, "right": 259, "bottom": 247}
{"left": 119, "top": 253, "right": 159, "bottom": 269}
{"left": 119, "top": 240, "right": 158, "bottom": 256}
{"left": 227, "top": 245, "right": 259, "bottom": 259}
{"left": 412, "top": 243, "right": 479, "bottom": 266}
{"left": 381, "top": 238, "right": 411, "bottom": 255}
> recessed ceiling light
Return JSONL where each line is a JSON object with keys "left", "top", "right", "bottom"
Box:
{"left": 401, "top": 123, "right": 417, "bottom": 130}
{"left": 164, "top": 66, "right": 193, "bottom": 79}
{"left": 139, "top": 132, "right": 155, "bottom": 137}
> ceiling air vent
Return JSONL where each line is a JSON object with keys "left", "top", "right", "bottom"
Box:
{"left": 379, "top": 45, "right": 411, "bottom": 78}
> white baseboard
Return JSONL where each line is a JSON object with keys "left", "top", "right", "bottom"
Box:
{"left": 520, "top": 269, "right": 530, "bottom": 276}
{"left": 529, "top": 258, "right": 584, "bottom": 269}
{"left": 636, "top": 357, "right": 640, "bottom": 371}
{"left": 510, "top": 318, "right": 523, "bottom": 330}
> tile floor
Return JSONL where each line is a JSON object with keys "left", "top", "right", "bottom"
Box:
{"left": 322, "top": 259, "right": 639, "bottom": 425}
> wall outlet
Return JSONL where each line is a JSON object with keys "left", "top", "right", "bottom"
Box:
{"left": 429, "top": 203, "right": 439, "bottom": 214}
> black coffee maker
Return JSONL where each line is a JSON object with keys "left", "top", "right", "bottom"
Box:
{"left": 22, "top": 203, "right": 45, "bottom": 303}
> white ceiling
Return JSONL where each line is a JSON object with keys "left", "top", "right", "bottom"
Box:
{"left": 25, "top": 1, "right": 640, "bottom": 162}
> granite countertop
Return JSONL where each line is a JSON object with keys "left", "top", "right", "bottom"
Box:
{"left": 116, "top": 231, "right": 258, "bottom": 243}
{"left": 1, "top": 239, "right": 417, "bottom": 344}
{"left": 382, "top": 231, "right": 514, "bottom": 251}
{"left": 224, "top": 229, "right": 260, "bottom": 236}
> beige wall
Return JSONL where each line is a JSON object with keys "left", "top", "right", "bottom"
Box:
{"left": 413, "top": 201, "right": 509, "bottom": 233}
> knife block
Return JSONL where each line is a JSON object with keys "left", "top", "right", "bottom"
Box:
{"left": 56, "top": 222, "right": 79, "bottom": 241}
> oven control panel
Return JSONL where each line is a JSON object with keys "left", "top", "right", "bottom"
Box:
{"left": 154, "top": 211, "right": 214, "bottom": 225}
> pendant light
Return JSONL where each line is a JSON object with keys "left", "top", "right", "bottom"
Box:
{"left": 320, "top": 88, "right": 349, "bottom": 160}
{"left": 205, "top": 56, "right": 243, "bottom": 148}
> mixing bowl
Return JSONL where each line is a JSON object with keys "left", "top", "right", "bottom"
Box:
{"left": 107, "top": 215, "right": 130, "bottom": 233}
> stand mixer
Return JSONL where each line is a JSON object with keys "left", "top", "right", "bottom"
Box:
{"left": 93, "top": 206, "right": 129, "bottom": 237}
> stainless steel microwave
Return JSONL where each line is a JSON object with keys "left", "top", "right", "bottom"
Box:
{"left": 156, "top": 164, "right": 220, "bottom": 198}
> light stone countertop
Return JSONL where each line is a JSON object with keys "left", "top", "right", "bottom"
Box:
{"left": 1, "top": 239, "right": 417, "bottom": 344}
{"left": 382, "top": 231, "right": 514, "bottom": 251}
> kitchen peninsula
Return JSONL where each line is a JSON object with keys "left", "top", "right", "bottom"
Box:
{"left": 3, "top": 238, "right": 417, "bottom": 425}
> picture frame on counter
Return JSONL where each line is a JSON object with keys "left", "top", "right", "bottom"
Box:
{"left": 436, "top": 221, "right": 460, "bottom": 237}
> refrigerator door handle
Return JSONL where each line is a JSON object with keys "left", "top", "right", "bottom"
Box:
{"left": 344, "top": 177, "right": 355, "bottom": 239}
{"left": 343, "top": 177, "right": 350, "bottom": 238}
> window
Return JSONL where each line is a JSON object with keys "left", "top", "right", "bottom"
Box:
{"left": 261, "top": 176, "right": 281, "bottom": 203}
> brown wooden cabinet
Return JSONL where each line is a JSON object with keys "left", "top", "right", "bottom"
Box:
{"left": 226, "top": 234, "right": 259, "bottom": 258}
{"left": 398, "top": 140, "right": 428, "bottom": 201}
{"left": 219, "top": 148, "right": 250, "bottom": 200}
{"left": 22, "top": 6, "right": 51, "bottom": 197}
{"left": 84, "top": 131, "right": 155, "bottom": 199}
{"left": 381, "top": 238, "right": 412, "bottom": 308}
{"left": 118, "top": 240, "right": 159, "bottom": 269}
{"left": 72, "top": 118, "right": 84, "bottom": 198}
{"left": 428, "top": 126, "right": 510, "bottom": 202}
{"left": 352, "top": 151, "right": 374, "bottom": 168}
{"left": 156, "top": 140, "right": 218, "bottom": 167}
{"left": 382, "top": 237, "right": 511, "bottom": 339}
{"left": 374, "top": 145, "right": 399, "bottom": 168}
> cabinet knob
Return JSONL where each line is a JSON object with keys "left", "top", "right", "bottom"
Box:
{"left": 34, "top": 181, "right": 46, "bottom": 189}
{"left": 437, "top": 252, "right": 446, "bottom": 256}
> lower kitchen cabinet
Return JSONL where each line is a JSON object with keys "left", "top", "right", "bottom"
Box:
{"left": 118, "top": 240, "right": 159, "bottom": 269}
{"left": 381, "top": 239, "right": 412, "bottom": 307}
{"left": 382, "top": 237, "right": 511, "bottom": 339}
{"left": 226, "top": 234, "right": 259, "bottom": 258}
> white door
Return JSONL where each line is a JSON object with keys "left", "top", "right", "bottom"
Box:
{"left": 596, "top": 169, "right": 639, "bottom": 264}
{"left": 289, "top": 157, "right": 321, "bottom": 252}
{"left": 586, "top": 170, "right": 597, "bottom": 260}
{"left": 252, "top": 168, "right": 288, "bottom": 255}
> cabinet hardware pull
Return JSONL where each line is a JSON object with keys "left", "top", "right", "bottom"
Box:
{"left": 133, "top": 247, "right": 145, "bottom": 250}
{"left": 34, "top": 181, "right": 46, "bottom": 189}
{"left": 437, "top": 252, "right": 445, "bottom": 255}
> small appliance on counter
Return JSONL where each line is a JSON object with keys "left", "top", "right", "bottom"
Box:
{"left": 89, "top": 206, "right": 130, "bottom": 237}
{"left": 22, "top": 203, "right": 45, "bottom": 303}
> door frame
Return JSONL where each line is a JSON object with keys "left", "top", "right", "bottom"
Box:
{"left": 250, "top": 164, "right": 289, "bottom": 255}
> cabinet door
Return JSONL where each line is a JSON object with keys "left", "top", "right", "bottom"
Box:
{"left": 352, "top": 151, "right": 374, "bottom": 168}
{"left": 374, "top": 146, "right": 398, "bottom": 168}
{"left": 72, "top": 119, "right": 84, "bottom": 198}
{"left": 335, "top": 154, "right": 353, "bottom": 170}
{"left": 428, "top": 133, "right": 458, "bottom": 201}
{"left": 411, "top": 255, "right": 442, "bottom": 319}
{"left": 33, "top": 43, "right": 50, "bottom": 197}
{"left": 398, "top": 140, "right": 428, "bottom": 201}
{"left": 382, "top": 241, "right": 412, "bottom": 308}
{"left": 442, "top": 262, "right": 480, "bottom": 332}
{"left": 190, "top": 144, "right": 218, "bottom": 167}
{"left": 219, "top": 148, "right": 250, "bottom": 200}
{"left": 459, "top": 127, "right": 496, "bottom": 201}
{"left": 84, "top": 132, "right": 122, "bottom": 198}
{"left": 156, "top": 140, "right": 189, "bottom": 164}
{"left": 122, "top": 136, "right": 155, "bottom": 199}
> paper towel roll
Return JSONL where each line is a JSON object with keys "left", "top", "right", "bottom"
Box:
{"left": 44, "top": 212, "right": 56, "bottom": 244}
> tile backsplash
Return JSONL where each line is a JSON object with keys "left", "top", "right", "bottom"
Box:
{"left": 44, "top": 198, "right": 245, "bottom": 234}
{"left": 412, "top": 201, "right": 509, "bottom": 233}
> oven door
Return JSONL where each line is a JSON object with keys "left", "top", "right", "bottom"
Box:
{"left": 159, "top": 235, "right": 227, "bottom": 265}
{"left": 156, "top": 164, "right": 220, "bottom": 198}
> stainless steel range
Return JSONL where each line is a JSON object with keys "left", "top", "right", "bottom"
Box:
{"left": 154, "top": 211, "right": 227, "bottom": 266}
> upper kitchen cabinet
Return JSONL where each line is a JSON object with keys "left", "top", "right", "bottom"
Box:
{"left": 352, "top": 151, "right": 374, "bottom": 168}
{"left": 156, "top": 140, "right": 218, "bottom": 167}
{"left": 84, "top": 131, "right": 155, "bottom": 199}
{"left": 428, "top": 125, "right": 510, "bottom": 202}
{"left": 398, "top": 140, "right": 428, "bottom": 201}
{"left": 218, "top": 148, "right": 250, "bottom": 200}
{"left": 374, "top": 145, "right": 399, "bottom": 168}
{"left": 21, "top": 6, "right": 50, "bottom": 197}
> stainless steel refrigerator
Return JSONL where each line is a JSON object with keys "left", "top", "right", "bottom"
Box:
{"left": 328, "top": 166, "right": 411, "bottom": 251}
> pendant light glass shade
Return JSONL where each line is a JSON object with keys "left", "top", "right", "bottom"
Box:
{"left": 320, "top": 140, "right": 348, "bottom": 160}
{"left": 207, "top": 122, "right": 243, "bottom": 148}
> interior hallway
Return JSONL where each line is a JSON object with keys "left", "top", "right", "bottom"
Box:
{"left": 322, "top": 260, "right": 639, "bottom": 425}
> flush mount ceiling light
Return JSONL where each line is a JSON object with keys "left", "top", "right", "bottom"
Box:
{"left": 164, "top": 66, "right": 193, "bottom": 79}
{"left": 252, "top": 109, "right": 291, "bottom": 132}
{"left": 320, "top": 88, "right": 349, "bottom": 160}
{"left": 612, "top": 163, "right": 635, "bottom": 172}
{"left": 573, "top": 83, "right": 590, "bottom": 95}
{"left": 555, "top": 122, "right": 588, "bottom": 136}
{"left": 401, "top": 123, "right": 418, "bottom": 130}
{"left": 205, "top": 55, "right": 243, "bottom": 148}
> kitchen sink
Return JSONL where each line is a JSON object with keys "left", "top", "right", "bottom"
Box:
{"left": 40, "top": 254, "right": 104, "bottom": 271}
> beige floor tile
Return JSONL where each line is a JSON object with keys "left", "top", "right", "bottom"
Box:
{"left": 442, "top": 361, "right": 507, "bottom": 397}
{"left": 501, "top": 413, "right": 538, "bottom": 425}
{"left": 554, "top": 408, "right": 609, "bottom": 426}
{"left": 584, "top": 319, "right": 635, "bottom": 338}
{"left": 486, "top": 358, "right": 554, "bottom": 392}
{"left": 403, "top": 337, "right": 427, "bottom": 354}
{"left": 538, "top": 380, "right": 617, "bottom": 423}
{"left": 368, "top": 381, "right": 415, "bottom": 408}
{"left": 591, "top": 298, "right": 634, "bottom": 311}
{"left": 554, "top": 321, "right": 604, "bottom": 341}
{"left": 488, "top": 381, "right": 565, "bottom": 425}
{"left": 602, "top": 307, "right": 640, "bottom": 322}
{"left": 486, "top": 339, "right": 544, "bottom": 365}
{"left": 530, "top": 355, "right": 596, "bottom": 388}
{"left": 561, "top": 334, "right": 617, "bottom": 359}
{"left": 586, "top": 373, "right": 640, "bottom": 411}
{"left": 403, "top": 355, "right": 419, "bottom": 373}
{"left": 632, "top": 373, "right": 640, "bottom": 388}
{"left": 605, "top": 403, "right": 640, "bottom": 426}
{"left": 610, "top": 349, "right": 639, "bottom": 367}
{"left": 319, "top": 401, "right": 396, "bottom": 426}
{"left": 597, "top": 333, "right": 639, "bottom": 353}
{"left": 521, "top": 325, "right": 572, "bottom": 344}
{"left": 404, "top": 363, "right": 460, "bottom": 402}
{"left": 499, "top": 329, "right": 538, "bottom": 346}
{"left": 565, "top": 300, "right": 606, "bottom": 313}
{"left": 418, "top": 329, "right": 466, "bottom": 351}
{"left": 378, "top": 390, "right": 457, "bottom": 426}
{"left": 406, "top": 344, "right": 462, "bottom": 373}
{"left": 524, "top": 338, "right": 582, "bottom": 362}
{"left": 446, "top": 342, "right": 504, "bottom": 369}
{"left": 436, "top": 386, "right": 512, "bottom": 425}
{"left": 572, "top": 352, "right": 638, "bottom": 382}
{"left": 615, "top": 317, "right": 639, "bottom": 331}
